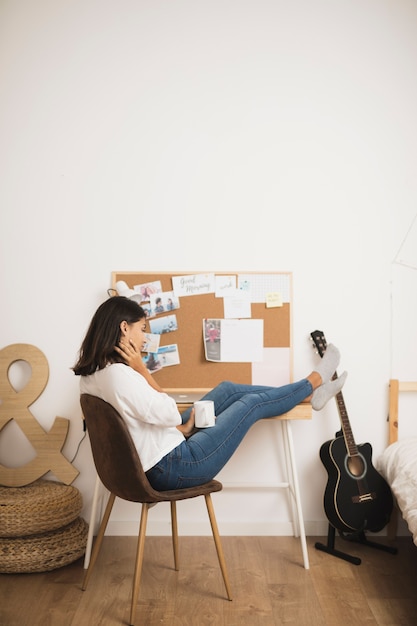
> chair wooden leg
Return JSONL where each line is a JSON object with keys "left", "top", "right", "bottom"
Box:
{"left": 129, "top": 503, "right": 149, "bottom": 626}
{"left": 170, "top": 501, "right": 179, "bottom": 571}
{"left": 82, "top": 492, "right": 116, "bottom": 591}
{"left": 83, "top": 473, "right": 103, "bottom": 569}
{"left": 204, "top": 494, "right": 232, "bottom": 601}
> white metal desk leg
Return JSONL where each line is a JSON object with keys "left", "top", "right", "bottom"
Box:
{"left": 282, "top": 420, "right": 309, "bottom": 569}
{"left": 83, "top": 473, "right": 102, "bottom": 570}
{"left": 281, "top": 421, "right": 300, "bottom": 537}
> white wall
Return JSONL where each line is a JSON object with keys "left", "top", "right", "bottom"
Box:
{"left": 1, "top": 0, "right": 417, "bottom": 537}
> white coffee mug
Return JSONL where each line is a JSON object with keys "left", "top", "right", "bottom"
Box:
{"left": 194, "top": 400, "right": 216, "bottom": 428}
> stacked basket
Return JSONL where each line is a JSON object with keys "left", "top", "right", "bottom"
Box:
{"left": 0, "top": 479, "right": 88, "bottom": 573}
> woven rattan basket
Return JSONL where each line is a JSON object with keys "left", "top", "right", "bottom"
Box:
{"left": 0, "top": 479, "right": 82, "bottom": 537}
{"left": 0, "top": 516, "right": 88, "bottom": 573}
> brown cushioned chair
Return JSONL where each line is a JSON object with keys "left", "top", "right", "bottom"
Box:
{"left": 80, "top": 393, "right": 232, "bottom": 626}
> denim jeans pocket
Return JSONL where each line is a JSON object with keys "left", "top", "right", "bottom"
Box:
{"left": 176, "top": 474, "right": 211, "bottom": 489}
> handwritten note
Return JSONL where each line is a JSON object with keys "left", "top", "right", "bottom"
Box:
{"left": 215, "top": 275, "right": 236, "bottom": 297}
{"left": 223, "top": 290, "right": 252, "bottom": 318}
{"left": 172, "top": 273, "right": 215, "bottom": 296}
{"left": 266, "top": 292, "right": 283, "bottom": 308}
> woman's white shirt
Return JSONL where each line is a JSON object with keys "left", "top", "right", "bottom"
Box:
{"left": 80, "top": 363, "right": 184, "bottom": 471}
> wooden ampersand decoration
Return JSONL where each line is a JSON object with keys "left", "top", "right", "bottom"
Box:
{"left": 0, "top": 344, "right": 79, "bottom": 486}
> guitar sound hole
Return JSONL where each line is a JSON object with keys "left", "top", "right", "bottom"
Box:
{"left": 345, "top": 454, "right": 367, "bottom": 480}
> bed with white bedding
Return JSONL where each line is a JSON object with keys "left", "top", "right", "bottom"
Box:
{"left": 376, "top": 380, "right": 417, "bottom": 546}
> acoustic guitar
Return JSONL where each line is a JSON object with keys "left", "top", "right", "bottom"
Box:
{"left": 311, "top": 330, "right": 393, "bottom": 534}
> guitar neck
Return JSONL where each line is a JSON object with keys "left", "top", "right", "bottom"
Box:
{"left": 333, "top": 373, "right": 358, "bottom": 457}
{"left": 310, "top": 331, "right": 359, "bottom": 458}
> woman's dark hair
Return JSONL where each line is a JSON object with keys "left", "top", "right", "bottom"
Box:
{"left": 72, "top": 296, "right": 146, "bottom": 376}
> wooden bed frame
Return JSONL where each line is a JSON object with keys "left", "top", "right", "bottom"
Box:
{"left": 388, "top": 379, "right": 417, "bottom": 444}
{"left": 387, "top": 379, "right": 417, "bottom": 539}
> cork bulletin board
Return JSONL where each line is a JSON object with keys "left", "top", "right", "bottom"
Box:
{"left": 112, "top": 271, "right": 293, "bottom": 390}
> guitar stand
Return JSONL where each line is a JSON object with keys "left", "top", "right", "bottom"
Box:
{"left": 315, "top": 524, "right": 398, "bottom": 565}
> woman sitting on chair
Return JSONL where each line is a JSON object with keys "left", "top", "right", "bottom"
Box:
{"left": 73, "top": 297, "right": 347, "bottom": 491}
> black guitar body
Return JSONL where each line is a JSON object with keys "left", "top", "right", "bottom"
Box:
{"left": 319, "top": 435, "right": 393, "bottom": 534}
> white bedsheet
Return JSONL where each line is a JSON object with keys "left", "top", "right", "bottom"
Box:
{"left": 376, "top": 437, "right": 417, "bottom": 545}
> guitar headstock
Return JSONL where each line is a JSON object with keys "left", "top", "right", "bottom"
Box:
{"left": 310, "top": 329, "right": 327, "bottom": 359}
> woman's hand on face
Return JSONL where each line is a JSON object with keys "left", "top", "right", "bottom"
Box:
{"left": 115, "top": 339, "right": 164, "bottom": 393}
{"left": 115, "top": 340, "right": 145, "bottom": 373}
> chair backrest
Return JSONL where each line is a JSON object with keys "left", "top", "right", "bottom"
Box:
{"left": 80, "top": 394, "right": 164, "bottom": 503}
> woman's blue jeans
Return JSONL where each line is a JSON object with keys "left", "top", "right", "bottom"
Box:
{"left": 146, "top": 379, "right": 312, "bottom": 490}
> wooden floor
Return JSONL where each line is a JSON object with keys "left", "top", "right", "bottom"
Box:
{"left": 1, "top": 534, "right": 416, "bottom": 626}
